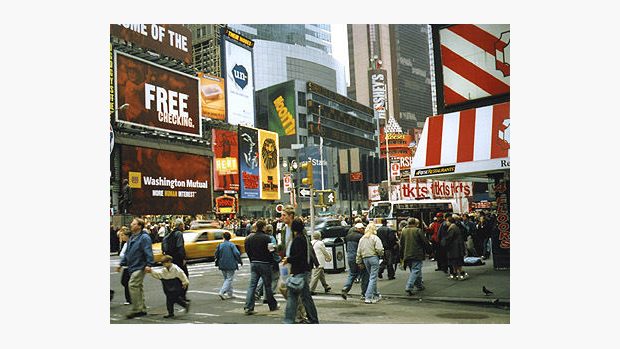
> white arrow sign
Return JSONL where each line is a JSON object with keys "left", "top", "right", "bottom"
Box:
{"left": 299, "top": 188, "right": 312, "bottom": 197}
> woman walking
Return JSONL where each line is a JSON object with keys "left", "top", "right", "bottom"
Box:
{"left": 281, "top": 218, "right": 319, "bottom": 324}
{"left": 355, "top": 222, "right": 384, "bottom": 304}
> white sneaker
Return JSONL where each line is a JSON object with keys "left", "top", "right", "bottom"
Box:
{"left": 375, "top": 294, "right": 382, "bottom": 301}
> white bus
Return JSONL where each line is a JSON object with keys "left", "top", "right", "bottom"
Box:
{"left": 368, "top": 199, "right": 461, "bottom": 230}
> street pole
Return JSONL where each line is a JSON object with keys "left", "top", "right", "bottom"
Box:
{"left": 348, "top": 149, "right": 353, "bottom": 223}
{"left": 386, "top": 131, "right": 391, "bottom": 199}
{"left": 319, "top": 105, "right": 325, "bottom": 191}
{"left": 310, "top": 184, "right": 315, "bottom": 234}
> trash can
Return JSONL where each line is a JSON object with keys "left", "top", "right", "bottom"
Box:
{"left": 323, "top": 237, "right": 346, "bottom": 273}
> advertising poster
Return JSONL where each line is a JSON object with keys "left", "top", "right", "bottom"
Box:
{"left": 258, "top": 129, "right": 280, "bottom": 200}
{"left": 198, "top": 73, "right": 226, "bottom": 120}
{"left": 110, "top": 24, "right": 193, "bottom": 64}
{"left": 266, "top": 81, "right": 296, "bottom": 136}
{"left": 114, "top": 51, "right": 201, "bottom": 136}
{"left": 121, "top": 145, "right": 211, "bottom": 215}
{"left": 238, "top": 126, "right": 260, "bottom": 199}
{"left": 212, "top": 129, "right": 239, "bottom": 191}
{"left": 224, "top": 39, "right": 255, "bottom": 127}
{"left": 368, "top": 69, "right": 388, "bottom": 120}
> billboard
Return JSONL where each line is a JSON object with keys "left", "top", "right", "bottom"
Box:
{"left": 212, "top": 129, "right": 239, "bottom": 191}
{"left": 238, "top": 126, "right": 260, "bottom": 199}
{"left": 121, "top": 145, "right": 212, "bottom": 215}
{"left": 259, "top": 129, "right": 280, "bottom": 200}
{"left": 110, "top": 24, "right": 193, "bottom": 64}
{"left": 198, "top": 73, "right": 226, "bottom": 120}
{"left": 368, "top": 69, "right": 388, "bottom": 120}
{"left": 433, "top": 24, "right": 510, "bottom": 112}
{"left": 114, "top": 51, "right": 201, "bottom": 136}
{"left": 223, "top": 30, "right": 255, "bottom": 127}
{"left": 265, "top": 81, "right": 296, "bottom": 136}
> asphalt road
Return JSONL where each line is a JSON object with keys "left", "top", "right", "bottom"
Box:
{"left": 109, "top": 255, "right": 509, "bottom": 324}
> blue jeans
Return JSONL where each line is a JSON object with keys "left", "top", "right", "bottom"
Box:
{"left": 283, "top": 272, "right": 319, "bottom": 324}
{"left": 256, "top": 269, "right": 279, "bottom": 297}
{"left": 220, "top": 270, "right": 235, "bottom": 296}
{"left": 363, "top": 256, "right": 381, "bottom": 301}
{"left": 245, "top": 263, "right": 277, "bottom": 311}
{"left": 343, "top": 258, "right": 369, "bottom": 295}
{"left": 404, "top": 259, "right": 424, "bottom": 291}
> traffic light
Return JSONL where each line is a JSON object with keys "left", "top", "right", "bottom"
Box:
{"left": 300, "top": 161, "right": 313, "bottom": 187}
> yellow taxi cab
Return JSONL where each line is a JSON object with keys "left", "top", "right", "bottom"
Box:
{"left": 151, "top": 228, "right": 246, "bottom": 263}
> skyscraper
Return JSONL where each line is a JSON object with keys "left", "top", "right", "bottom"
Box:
{"left": 347, "top": 24, "right": 435, "bottom": 131}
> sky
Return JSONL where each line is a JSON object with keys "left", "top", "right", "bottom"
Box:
{"left": 331, "top": 24, "right": 350, "bottom": 86}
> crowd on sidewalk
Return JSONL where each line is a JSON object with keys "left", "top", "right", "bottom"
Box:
{"left": 111, "top": 207, "right": 501, "bottom": 323}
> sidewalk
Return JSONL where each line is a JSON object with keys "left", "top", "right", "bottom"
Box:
{"left": 327, "top": 257, "right": 510, "bottom": 306}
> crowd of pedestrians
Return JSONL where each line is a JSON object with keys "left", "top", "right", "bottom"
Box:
{"left": 112, "top": 208, "right": 499, "bottom": 323}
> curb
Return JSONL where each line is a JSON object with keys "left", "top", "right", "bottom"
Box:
{"left": 382, "top": 294, "right": 510, "bottom": 306}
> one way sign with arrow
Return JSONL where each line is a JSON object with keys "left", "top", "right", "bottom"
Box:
{"left": 299, "top": 187, "right": 313, "bottom": 197}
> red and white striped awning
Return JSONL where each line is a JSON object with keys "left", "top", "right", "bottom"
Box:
{"left": 411, "top": 102, "right": 509, "bottom": 178}
{"left": 440, "top": 24, "right": 510, "bottom": 107}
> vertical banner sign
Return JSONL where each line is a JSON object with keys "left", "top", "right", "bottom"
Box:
{"left": 198, "top": 73, "right": 226, "bottom": 120}
{"left": 223, "top": 29, "right": 255, "bottom": 127}
{"left": 338, "top": 148, "right": 349, "bottom": 174}
{"left": 238, "top": 126, "right": 260, "bottom": 199}
{"left": 114, "top": 51, "right": 202, "bottom": 136}
{"left": 212, "top": 129, "right": 239, "bottom": 191}
{"left": 110, "top": 43, "right": 115, "bottom": 115}
{"left": 493, "top": 178, "right": 510, "bottom": 268}
{"left": 267, "top": 81, "right": 297, "bottom": 136}
{"left": 259, "top": 129, "right": 280, "bottom": 200}
{"left": 369, "top": 69, "right": 388, "bottom": 120}
{"left": 283, "top": 174, "right": 292, "bottom": 194}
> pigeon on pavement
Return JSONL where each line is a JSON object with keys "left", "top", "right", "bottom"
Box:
{"left": 482, "top": 286, "right": 493, "bottom": 296}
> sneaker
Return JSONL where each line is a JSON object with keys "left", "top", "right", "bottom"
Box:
{"left": 310, "top": 291, "right": 318, "bottom": 296}
{"left": 184, "top": 301, "right": 190, "bottom": 313}
{"left": 163, "top": 314, "right": 174, "bottom": 318}
{"left": 415, "top": 285, "right": 426, "bottom": 291}
{"left": 325, "top": 287, "right": 332, "bottom": 293}
{"left": 364, "top": 299, "right": 373, "bottom": 304}
{"left": 448, "top": 274, "right": 456, "bottom": 280}
{"left": 360, "top": 295, "right": 365, "bottom": 301}
{"left": 269, "top": 305, "right": 280, "bottom": 311}
{"left": 340, "top": 290, "right": 348, "bottom": 300}
{"left": 123, "top": 301, "right": 131, "bottom": 305}
{"left": 406, "top": 289, "right": 414, "bottom": 296}
{"left": 244, "top": 309, "right": 256, "bottom": 315}
{"left": 218, "top": 294, "right": 226, "bottom": 300}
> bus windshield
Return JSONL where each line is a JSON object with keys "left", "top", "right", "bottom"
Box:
{"left": 369, "top": 204, "right": 391, "bottom": 218}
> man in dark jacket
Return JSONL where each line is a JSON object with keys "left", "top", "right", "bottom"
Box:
{"left": 377, "top": 219, "right": 397, "bottom": 280}
{"left": 400, "top": 218, "right": 431, "bottom": 296}
{"left": 243, "top": 220, "right": 279, "bottom": 314}
{"left": 162, "top": 218, "right": 189, "bottom": 300}
{"left": 341, "top": 222, "right": 369, "bottom": 300}
{"left": 119, "top": 179, "right": 132, "bottom": 214}
{"left": 445, "top": 215, "right": 467, "bottom": 280}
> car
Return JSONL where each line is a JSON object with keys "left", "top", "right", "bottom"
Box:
{"left": 305, "top": 218, "right": 351, "bottom": 239}
{"left": 189, "top": 220, "right": 221, "bottom": 229}
{"left": 151, "top": 228, "right": 245, "bottom": 263}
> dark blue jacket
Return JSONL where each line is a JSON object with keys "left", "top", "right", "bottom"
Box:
{"left": 120, "top": 230, "right": 155, "bottom": 274}
{"left": 215, "top": 240, "right": 242, "bottom": 271}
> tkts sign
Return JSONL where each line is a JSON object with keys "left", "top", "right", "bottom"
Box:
{"left": 398, "top": 180, "right": 473, "bottom": 200}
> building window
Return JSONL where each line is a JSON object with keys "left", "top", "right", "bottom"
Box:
{"left": 298, "top": 91, "right": 306, "bottom": 106}
{"left": 298, "top": 113, "right": 307, "bottom": 128}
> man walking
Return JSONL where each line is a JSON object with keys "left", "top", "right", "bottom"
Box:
{"left": 244, "top": 220, "right": 279, "bottom": 314}
{"left": 117, "top": 218, "right": 154, "bottom": 319}
{"left": 162, "top": 218, "right": 189, "bottom": 301}
{"left": 377, "top": 218, "right": 397, "bottom": 280}
{"left": 400, "top": 218, "right": 431, "bottom": 296}
{"left": 341, "top": 222, "right": 368, "bottom": 300}
{"left": 309, "top": 231, "right": 332, "bottom": 294}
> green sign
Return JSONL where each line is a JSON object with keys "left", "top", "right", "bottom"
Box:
{"left": 267, "top": 81, "right": 296, "bottom": 136}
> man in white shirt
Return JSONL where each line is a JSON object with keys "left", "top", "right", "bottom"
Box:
{"left": 310, "top": 231, "right": 332, "bottom": 294}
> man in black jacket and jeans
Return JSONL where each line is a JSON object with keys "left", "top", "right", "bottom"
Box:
{"left": 162, "top": 218, "right": 189, "bottom": 301}
{"left": 377, "top": 219, "right": 397, "bottom": 280}
{"left": 243, "top": 220, "right": 279, "bottom": 314}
